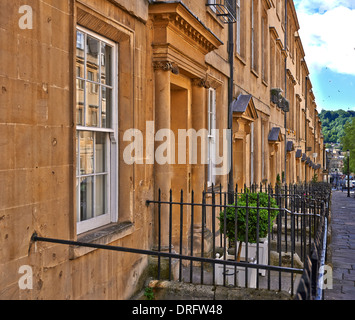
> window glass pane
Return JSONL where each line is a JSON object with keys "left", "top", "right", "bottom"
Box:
{"left": 86, "top": 36, "right": 100, "bottom": 81}
{"left": 101, "top": 43, "right": 112, "bottom": 86}
{"left": 102, "top": 87, "right": 112, "bottom": 128}
{"left": 76, "top": 178, "right": 80, "bottom": 222}
{"left": 95, "top": 175, "right": 107, "bottom": 217}
{"left": 80, "top": 176, "right": 93, "bottom": 222}
{"left": 79, "top": 131, "right": 94, "bottom": 175}
{"left": 76, "top": 133, "right": 80, "bottom": 176}
{"left": 86, "top": 82, "right": 100, "bottom": 127}
{"left": 76, "top": 79, "right": 85, "bottom": 125}
{"left": 76, "top": 31, "right": 85, "bottom": 61}
{"left": 95, "top": 132, "right": 106, "bottom": 173}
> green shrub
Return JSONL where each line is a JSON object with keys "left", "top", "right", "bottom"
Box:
{"left": 218, "top": 192, "right": 279, "bottom": 244}
{"left": 144, "top": 287, "right": 155, "bottom": 300}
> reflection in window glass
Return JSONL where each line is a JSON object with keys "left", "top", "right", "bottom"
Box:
{"left": 76, "top": 130, "right": 109, "bottom": 223}
{"left": 95, "top": 175, "right": 106, "bottom": 217}
{"left": 86, "top": 82, "right": 99, "bottom": 127}
{"left": 76, "top": 79, "right": 85, "bottom": 126}
{"left": 101, "top": 43, "right": 112, "bottom": 86}
{"left": 76, "top": 31, "right": 113, "bottom": 129}
{"left": 79, "top": 131, "right": 94, "bottom": 175}
{"left": 86, "top": 36, "right": 99, "bottom": 81}
{"left": 80, "top": 176, "right": 93, "bottom": 222}
{"left": 101, "top": 87, "right": 111, "bottom": 128}
{"left": 76, "top": 31, "right": 84, "bottom": 50}
{"left": 95, "top": 132, "right": 106, "bottom": 173}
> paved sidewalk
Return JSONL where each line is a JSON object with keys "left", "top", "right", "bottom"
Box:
{"left": 324, "top": 190, "right": 355, "bottom": 300}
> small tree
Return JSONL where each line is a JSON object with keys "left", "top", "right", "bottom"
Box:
{"left": 219, "top": 192, "right": 279, "bottom": 262}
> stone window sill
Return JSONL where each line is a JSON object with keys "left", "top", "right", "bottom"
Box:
{"left": 70, "top": 221, "right": 134, "bottom": 259}
{"left": 235, "top": 53, "right": 246, "bottom": 66}
{"left": 251, "top": 68, "right": 259, "bottom": 78}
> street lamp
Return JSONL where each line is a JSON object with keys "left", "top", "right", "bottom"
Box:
{"left": 347, "top": 150, "right": 351, "bottom": 197}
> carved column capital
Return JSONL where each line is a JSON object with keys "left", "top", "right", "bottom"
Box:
{"left": 153, "top": 61, "right": 179, "bottom": 74}
{"left": 192, "top": 78, "right": 211, "bottom": 89}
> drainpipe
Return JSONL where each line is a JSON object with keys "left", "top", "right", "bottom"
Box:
{"left": 284, "top": 0, "right": 287, "bottom": 184}
{"left": 227, "top": 21, "right": 234, "bottom": 204}
{"left": 305, "top": 76, "right": 308, "bottom": 183}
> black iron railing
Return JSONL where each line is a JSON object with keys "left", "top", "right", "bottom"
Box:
{"left": 145, "top": 182, "right": 331, "bottom": 296}
{"left": 294, "top": 184, "right": 330, "bottom": 300}
{"left": 31, "top": 182, "right": 331, "bottom": 299}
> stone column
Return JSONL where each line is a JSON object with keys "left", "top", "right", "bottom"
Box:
{"left": 149, "top": 61, "right": 179, "bottom": 280}
{"left": 189, "top": 79, "right": 212, "bottom": 259}
{"left": 153, "top": 62, "right": 172, "bottom": 252}
{"left": 191, "top": 79, "right": 207, "bottom": 216}
{"left": 264, "top": 121, "right": 270, "bottom": 185}
{"left": 254, "top": 119, "right": 262, "bottom": 185}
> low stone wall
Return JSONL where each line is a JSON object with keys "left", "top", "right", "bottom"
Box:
{"left": 135, "top": 280, "right": 292, "bottom": 300}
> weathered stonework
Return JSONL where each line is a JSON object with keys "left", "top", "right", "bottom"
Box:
{"left": 0, "top": 0, "right": 324, "bottom": 300}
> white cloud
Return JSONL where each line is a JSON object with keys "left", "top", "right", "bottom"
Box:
{"left": 295, "top": 0, "right": 355, "bottom": 14}
{"left": 295, "top": 3, "right": 355, "bottom": 76}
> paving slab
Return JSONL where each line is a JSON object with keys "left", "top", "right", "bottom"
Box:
{"left": 324, "top": 191, "right": 355, "bottom": 300}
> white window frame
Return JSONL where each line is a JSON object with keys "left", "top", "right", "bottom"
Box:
{"left": 251, "top": 0, "right": 257, "bottom": 71}
{"left": 76, "top": 26, "right": 118, "bottom": 235}
{"left": 261, "top": 16, "right": 265, "bottom": 79}
{"left": 207, "top": 88, "right": 217, "bottom": 187}
{"left": 236, "top": 0, "right": 241, "bottom": 55}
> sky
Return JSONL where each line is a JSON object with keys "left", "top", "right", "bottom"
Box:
{"left": 293, "top": 0, "right": 355, "bottom": 112}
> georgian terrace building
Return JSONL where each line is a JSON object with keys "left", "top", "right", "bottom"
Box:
{"left": 0, "top": 0, "right": 324, "bottom": 299}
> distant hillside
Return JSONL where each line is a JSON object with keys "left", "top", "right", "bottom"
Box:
{"left": 320, "top": 110, "right": 355, "bottom": 144}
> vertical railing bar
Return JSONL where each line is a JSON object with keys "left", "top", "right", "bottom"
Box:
{"left": 314, "top": 202, "right": 318, "bottom": 242}
{"left": 212, "top": 184, "right": 216, "bottom": 286}
{"left": 285, "top": 184, "right": 288, "bottom": 253}
{"left": 267, "top": 191, "right": 271, "bottom": 291}
{"left": 291, "top": 186, "right": 295, "bottom": 296}
{"left": 309, "top": 200, "right": 312, "bottom": 257}
{"left": 245, "top": 192, "right": 249, "bottom": 289}
{"left": 272, "top": 185, "right": 276, "bottom": 242}
{"left": 223, "top": 191, "right": 227, "bottom": 287}
{"left": 179, "top": 189, "right": 184, "bottom": 282}
{"left": 278, "top": 187, "right": 282, "bottom": 292}
{"left": 158, "top": 189, "right": 161, "bottom": 280}
{"left": 219, "top": 184, "right": 223, "bottom": 248}
{"left": 190, "top": 190, "right": 194, "bottom": 284}
{"left": 201, "top": 190, "right": 206, "bottom": 285}
{"left": 169, "top": 189, "right": 173, "bottom": 281}
{"left": 234, "top": 184, "right": 238, "bottom": 287}
{"left": 296, "top": 186, "right": 299, "bottom": 242}
{"left": 256, "top": 192, "right": 260, "bottom": 289}
{"left": 303, "top": 194, "right": 307, "bottom": 263}
{"left": 300, "top": 193, "right": 304, "bottom": 262}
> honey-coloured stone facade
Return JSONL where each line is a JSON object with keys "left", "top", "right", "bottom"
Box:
{"left": 0, "top": 0, "right": 324, "bottom": 300}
